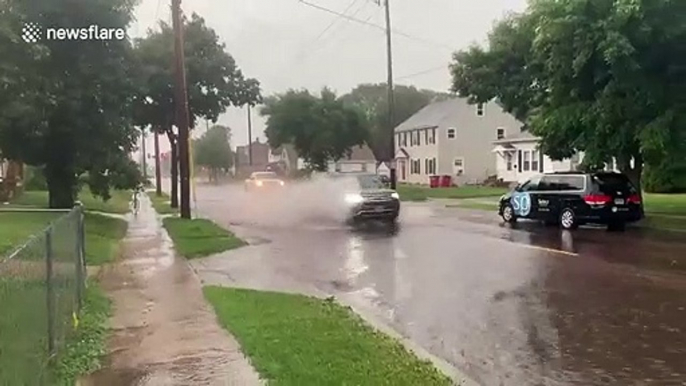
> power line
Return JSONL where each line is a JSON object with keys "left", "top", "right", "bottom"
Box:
{"left": 297, "top": 0, "right": 453, "bottom": 51}
{"left": 310, "top": 0, "right": 360, "bottom": 44}
{"left": 296, "top": 1, "right": 375, "bottom": 62}
{"left": 395, "top": 65, "right": 449, "bottom": 81}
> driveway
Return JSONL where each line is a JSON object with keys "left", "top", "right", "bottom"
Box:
{"left": 188, "top": 182, "right": 686, "bottom": 386}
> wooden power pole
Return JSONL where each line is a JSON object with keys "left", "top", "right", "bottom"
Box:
{"left": 172, "top": 0, "right": 191, "bottom": 219}
{"left": 383, "top": 0, "right": 396, "bottom": 189}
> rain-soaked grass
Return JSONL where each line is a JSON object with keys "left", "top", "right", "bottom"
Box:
{"left": 203, "top": 287, "right": 453, "bottom": 386}
{"left": 53, "top": 281, "right": 111, "bottom": 386}
{"left": 148, "top": 192, "right": 177, "bottom": 215}
{"left": 83, "top": 213, "right": 128, "bottom": 265}
{"left": 163, "top": 217, "right": 246, "bottom": 258}
{"left": 10, "top": 189, "right": 132, "bottom": 214}
{"left": 0, "top": 212, "right": 60, "bottom": 255}
{"left": 643, "top": 193, "right": 686, "bottom": 216}
{"left": 0, "top": 212, "right": 126, "bottom": 264}
{"left": 397, "top": 184, "right": 507, "bottom": 202}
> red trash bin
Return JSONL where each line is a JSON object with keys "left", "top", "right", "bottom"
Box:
{"left": 440, "top": 175, "right": 452, "bottom": 187}
{"left": 429, "top": 175, "right": 440, "bottom": 188}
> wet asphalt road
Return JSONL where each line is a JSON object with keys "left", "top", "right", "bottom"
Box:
{"left": 191, "top": 183, "right": 686, "bottom": 386}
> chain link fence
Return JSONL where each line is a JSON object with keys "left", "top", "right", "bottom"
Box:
{"left": 0, "top": 206, "right": 86, "bottom": 385}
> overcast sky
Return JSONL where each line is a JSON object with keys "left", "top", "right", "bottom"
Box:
{"left": 130, "top": 0, "right": 527, "bottom": 157}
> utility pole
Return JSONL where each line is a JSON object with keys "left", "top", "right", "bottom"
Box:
{"left": 381, "top": 0, "right": 396, "bottom": 189}
{"left": 141, "top": 128, "right": 147, "bottom": 181}
{"left": 172, "top": 0, "right": 191, "bottom": 219}
{"left": 247, "top": 105, "right": 253, "bottom": 165}
{"left": 154, "top": 129, "right": 162, "bottom": 196}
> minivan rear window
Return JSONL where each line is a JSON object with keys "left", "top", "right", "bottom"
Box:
{"left": 540, "top": 175, "right": 584, "bottom": 191}
{"left": 593, "top": 173, "right": 636, "bottom": 193}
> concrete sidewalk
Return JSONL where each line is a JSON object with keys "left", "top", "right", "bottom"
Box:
{"left": 82, "top": 195, "right": 261, "bottom": 386}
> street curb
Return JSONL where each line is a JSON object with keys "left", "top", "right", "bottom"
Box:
{"left": 336, "top": 293, "right": 481, "bottom": 386}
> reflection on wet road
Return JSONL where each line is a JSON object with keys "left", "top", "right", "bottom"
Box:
{"left": 194, "top": 184, "right": 686, "bottom": 386}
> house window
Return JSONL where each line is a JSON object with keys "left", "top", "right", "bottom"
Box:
{"left": 532, "top": 150, "right": 539, "bottom": 171}
{"left": 453, "top": 157, "right": 465, "bottom": 176}
{"left": 396, "top": 134, "right": 401, "bottom": 147}
{"left": 424, "top": 129, "right": 428, "bottom": 144}
{"left": 428, "top": 158, "right": 436, "bottom": 175}
{"left": 410, "top": 159, "right": 421, "bottom": 174}
{"left": 430, "top": 128, "right": 436, "bottom": 144}
{"left": 477, "top": 103, "right": 484, "bottom": 116}
{"left": 416, "top": 130, "right": 421, "bottom": 146}
{"left": 523, "top": 151, "right": 531, "bottom": 171}
{"left": 447, "top": 128, "right": 456, "bottom": 139}
{"left": 403, "top": 132, "right": 408, "bottom": 147}
{"left": 506, "top": 153, "right": 513, "bottom": 171}
{"left": 496, "top": 127, "right": 505, "bottom": 140}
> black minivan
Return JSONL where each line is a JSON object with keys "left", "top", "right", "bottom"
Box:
{"left": 498, "top": 172, "right": 643, "bottom": 231}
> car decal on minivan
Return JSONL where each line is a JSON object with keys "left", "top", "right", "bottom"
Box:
{"left": 512, "top": 192, "right": 532, "bottom": 217}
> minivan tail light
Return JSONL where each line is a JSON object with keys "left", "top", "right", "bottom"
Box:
{"left": 584, "top": 194, "right": 611, "bottom": 206}
{"left": 628, "top": 194, "right": 641, "bottom": 204}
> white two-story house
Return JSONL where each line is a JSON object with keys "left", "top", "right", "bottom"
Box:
{"left": 394, "top": 98, "right": 522, "bottom": 185}
{"left": 492, "top": 129, "right": 582, "bottom": 183}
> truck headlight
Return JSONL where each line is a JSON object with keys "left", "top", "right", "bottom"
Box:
{"left": 391, "top": 192, "right": 399, "bottom": 200}
{"left": 344, "top": 193, "right": 364, "bottom": 205}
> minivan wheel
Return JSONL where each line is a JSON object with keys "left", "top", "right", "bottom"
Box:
{"left": 502, "top": 204, "right": 516, "bottom": 223}
{"left": 560, "top": 208, "right": 578, "bottom": 230}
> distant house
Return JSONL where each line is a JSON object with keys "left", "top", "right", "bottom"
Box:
{"left": 327, "top": 144, "right": 377, "bottom": 173}
{"left": 394, "top": 98, "right": 520, "bottom": 185}
{"left": 235, "top": 139, "right": 270, "bottom": 177}
{"left": 268, "top": 144, "right": 303, "bottom": 174}
{"left": 492, "top": 129, "right": 583, "bottom": 183}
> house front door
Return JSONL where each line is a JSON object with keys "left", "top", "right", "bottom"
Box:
{"left": 400, "top": 160, "right": 406, "bottom": 180}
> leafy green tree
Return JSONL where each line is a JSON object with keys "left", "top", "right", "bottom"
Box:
{"left": 261, "top": 89, "right": 369, "bottom": 171}
{"left": 450, "top": 0, "right": 686, "bottom": 197}
{"left": 194, "top": 125, "right": 233, "bottom": 182}
{"left": 0, "top": 0, "right": 140, "bottom": 207}
{"left": 133, "top": 13, "right": 261, "bottom": 205}
{"left": 340, "top": 83, "right": 451, "bottom": 159}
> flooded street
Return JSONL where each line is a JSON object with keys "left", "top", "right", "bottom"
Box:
{"left": 192, "top": 183, "right": 686, "bottom": 386}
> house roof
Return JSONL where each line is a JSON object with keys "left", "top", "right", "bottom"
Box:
{"left": 493, "top": 129, "right": 539, "bottom": 144}
{"left": 394, "top": 98, "right": 462, "bottom": 133}
{"left": 342, "top": 144, "right": 376, "bottom": 161}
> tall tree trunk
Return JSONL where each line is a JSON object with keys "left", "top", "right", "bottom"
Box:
{"left": 45, "top": 163, "right": 77, "bottom": 208}
{"left": 167, "top": 130, "right": 179, "bottom": 208}
{"left": 154, "top": 130, "right": 162, "bottom": 197}
{"left": 620, "top": 152, "right": 645, "bottom": 218}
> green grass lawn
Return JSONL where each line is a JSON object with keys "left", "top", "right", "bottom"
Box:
{"left": 52, "top": 282, "right": 111, "bottom": 386}
{"left": 397, "top": 184, "right": 507, "bottom": 202}
{"left": 0, "top": 278, "right": 111, "bottom": 386}
{"left": 0, "top": 212, "right": 61, "bottom": 255}
{"left": 0, "top": 211, "right": 124, "bottom": 385}
{"left": 1, "top": 211, "right": 126, "bottom": 265}
{"left": 643, "top": 193, "right": 686, "bottom": 216}
{"left": 83, "top": 213, "right": 128, "bottom": 265}
{"left": 203, "top": 287, "right": 452, "bottom": 386}
{"left": 11, "top": 190, "right": 132, "bottom": 214}
{"left": 148, "top": 192, "right": 177, "bottom": 215}
{"left": 162, "top": 217, "right": 246, "bottom": 259}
